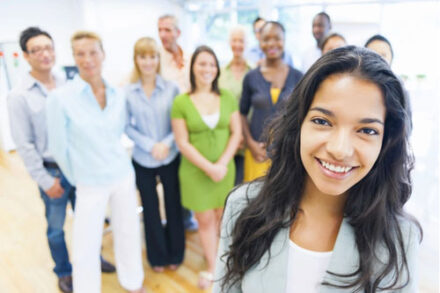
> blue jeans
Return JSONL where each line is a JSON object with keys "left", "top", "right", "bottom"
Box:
{"left": 39, "top": 166, "right": 76, "bottom": 278}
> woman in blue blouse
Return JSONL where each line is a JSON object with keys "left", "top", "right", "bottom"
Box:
{"left": 126, "top": 37, "right": 184, "bottom": 272}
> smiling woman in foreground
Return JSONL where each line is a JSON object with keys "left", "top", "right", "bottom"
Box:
{"left": 214, "top": 46, "right": 422, "bottom": 293}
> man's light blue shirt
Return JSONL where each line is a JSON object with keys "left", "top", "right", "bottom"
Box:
{"left": 125, "top": 75, "right": 179, "bottom": 168}
{"left": 46, "top": 75, "right": 133, "bottom": 186}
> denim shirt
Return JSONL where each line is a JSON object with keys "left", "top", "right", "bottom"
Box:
{"left": 46, "top": 75, "right": 133, "bottom": 186}
{"left": 125, "top": 75, "right": 179, "bottom": 168}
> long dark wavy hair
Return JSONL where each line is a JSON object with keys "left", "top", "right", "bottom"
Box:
{"left": 189, "top": 45, "right": 221, "bottom": 95}
{"left": 220, "top": 46, "right": 422, "bottom": 292}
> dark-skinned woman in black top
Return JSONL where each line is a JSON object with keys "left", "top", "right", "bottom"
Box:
{"left": 240, "top": 21, "right": 303, "bottom": 181}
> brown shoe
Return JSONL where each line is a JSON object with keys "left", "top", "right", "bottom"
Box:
{"left": 58, "top": 275, "right": 73, "bottom": 293}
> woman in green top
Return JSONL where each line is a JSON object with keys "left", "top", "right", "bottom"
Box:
{"left": 219, "top": 26, "right": 251, "bottom": 185}
{"left": 171, "top": 45, "right": 242, "bottom": 289}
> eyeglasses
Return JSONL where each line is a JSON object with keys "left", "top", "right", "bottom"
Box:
{"left": 28, "top": 45, "right": 54, "bottom": 56}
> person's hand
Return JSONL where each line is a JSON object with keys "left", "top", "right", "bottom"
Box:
{"left": 45, "top": 178, "right": 64, "bottom": 198}
{"left": 248, "top": 140, "right": 267, "bottom": 163}
{"left": 206, "top": 163, "right": 228, "bottom": 182}
{"left": 152, "top": 143, "right": 170, "bottom": 161}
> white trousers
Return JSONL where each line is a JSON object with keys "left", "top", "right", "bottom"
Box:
{"left": 73, "top": 173, "right": 144, "bottom": 292}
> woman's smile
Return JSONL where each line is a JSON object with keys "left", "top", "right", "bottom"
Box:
{"left": 315, "top": 157, "right": 359, "bottom": 180}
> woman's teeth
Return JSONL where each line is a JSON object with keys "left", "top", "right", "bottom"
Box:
{"left": 319, "top": 159, "right": 353, "bottom": 173}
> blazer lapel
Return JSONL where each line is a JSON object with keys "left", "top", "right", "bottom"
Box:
{"left": 320, "top": 218, "right": 360, "bottom": 292}
{"left": 242, "top": 218, "right": 360, "bottom": 293}
{"left": 243, "top": 227, "right": 290, "bottom": 293}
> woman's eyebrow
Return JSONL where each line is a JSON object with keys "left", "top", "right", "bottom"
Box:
{"left": 359, "top": 118, "right": 384, "bottom": 125}
{"left": 310, "top": 107, "right": 384, "bottom": 125}
{"left": 309, "top": 107, "right": 334, "bottom": 116}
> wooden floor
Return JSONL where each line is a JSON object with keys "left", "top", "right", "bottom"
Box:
{"left": 0, "top": 151, "right": 211, "bottom": 293}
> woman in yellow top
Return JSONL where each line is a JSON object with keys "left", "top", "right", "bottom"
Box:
{"left": 240, "top": 21, "right": 303, "bottom": 181}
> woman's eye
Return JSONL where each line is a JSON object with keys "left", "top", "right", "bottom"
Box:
{"left": 359, "top": 128, "right": 379, "bottom": 135}
{"left": 311, "top": 118, "right": 330, "bottom": 126}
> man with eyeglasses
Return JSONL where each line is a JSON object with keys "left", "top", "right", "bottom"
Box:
{"left": 7, "top": 27, "right": 115, "bottom": 293}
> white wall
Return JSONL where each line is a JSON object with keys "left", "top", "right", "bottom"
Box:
{"left": 0, "top": 0, "right": 185, "bottom": 83}
{"left": 0, "top": 0, "right": 83, "bottom": 72}
{"left": 76, "top": 0, "right": 185, "bottom": 84}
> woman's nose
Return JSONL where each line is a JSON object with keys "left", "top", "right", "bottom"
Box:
{"left": 326, "top": 129, "right": 354, "bottom": 161}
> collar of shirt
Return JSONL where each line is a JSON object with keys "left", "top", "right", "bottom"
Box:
{"left": 160, "top": 46, "right": 189, "bottom": 67}
{"left": 225, "top": 61, "right": 252, "bottom": 70}
{"left": 72, "top": 74, "right": 114, "bottom": 93}
{"left": 129, "top": 74, "right": 166, "bottom": 94}
{"left": 71, "top": 74, "right": 116, "bottom": 102}
{"left": 22, "top": 71, "right": 64, "bottom": 96}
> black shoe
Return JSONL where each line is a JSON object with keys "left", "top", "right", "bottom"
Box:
{"left": 58, "top": 275, "right": 73, "bottom": 293}
{"left": 101, "top": 257, "right": 116, "bottom": 273}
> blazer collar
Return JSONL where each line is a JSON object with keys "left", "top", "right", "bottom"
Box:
{"left": 320, "top": 218, "right": 359, "bottom": 292}
{"left": 242, "top": 224, "right": 289, "bottom": 292}
{"left": 242, "top": 218, "right": 359, "bottom": 293}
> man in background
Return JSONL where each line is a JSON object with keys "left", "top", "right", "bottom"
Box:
{"left": 158, "top": 14, "right": 198, "bottom": 232}
{"left": 158, "top": 14, "right": 191, "bottom": 93}
{"left": 301, "top": 12, "right": 332, "bottom": 71}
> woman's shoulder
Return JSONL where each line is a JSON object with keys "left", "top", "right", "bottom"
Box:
{"left": 226, "top": 181, "right": 263, "bottom": 209}
{"left": 220, "top": 64, "right": 229, "bottom": 72}
{"left": 287, "top": 65, "right": 304, "bottom": 81}
{"left": 173, "top": 92, "right": 190, "bottom": 104}
{"left": 245, "top": 67, "right": 261, "bottom": 78}
{"left": 222, "top": 182, "right": 263, "bottom": 236}
{"left": 171, "top": 93, "right": 191, "bottom": 117}
{"left": 159, "top": 76, "right": 180, "bottom": 92}
{"left": 396, "top": 216, "right": 422, "bottom": 246}
{"left": 124, "top": 82, "right": 140, "bottom": 97}
{"left": 242, "top": 67, "right": 263, "bottom": 88}
{"left": 219, "top": 88, "right": 236, "bottom": 102}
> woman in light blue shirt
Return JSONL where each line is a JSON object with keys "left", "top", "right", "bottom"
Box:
{"left": 126, "top": 37, "right": 184, "bottom": 272}
{"left": 47, "top": 31, "right": 145, "bottom": 293}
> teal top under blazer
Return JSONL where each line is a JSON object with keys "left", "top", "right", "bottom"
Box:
{"left": 213, "top": 183, "right": 420, "bottom": 293}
